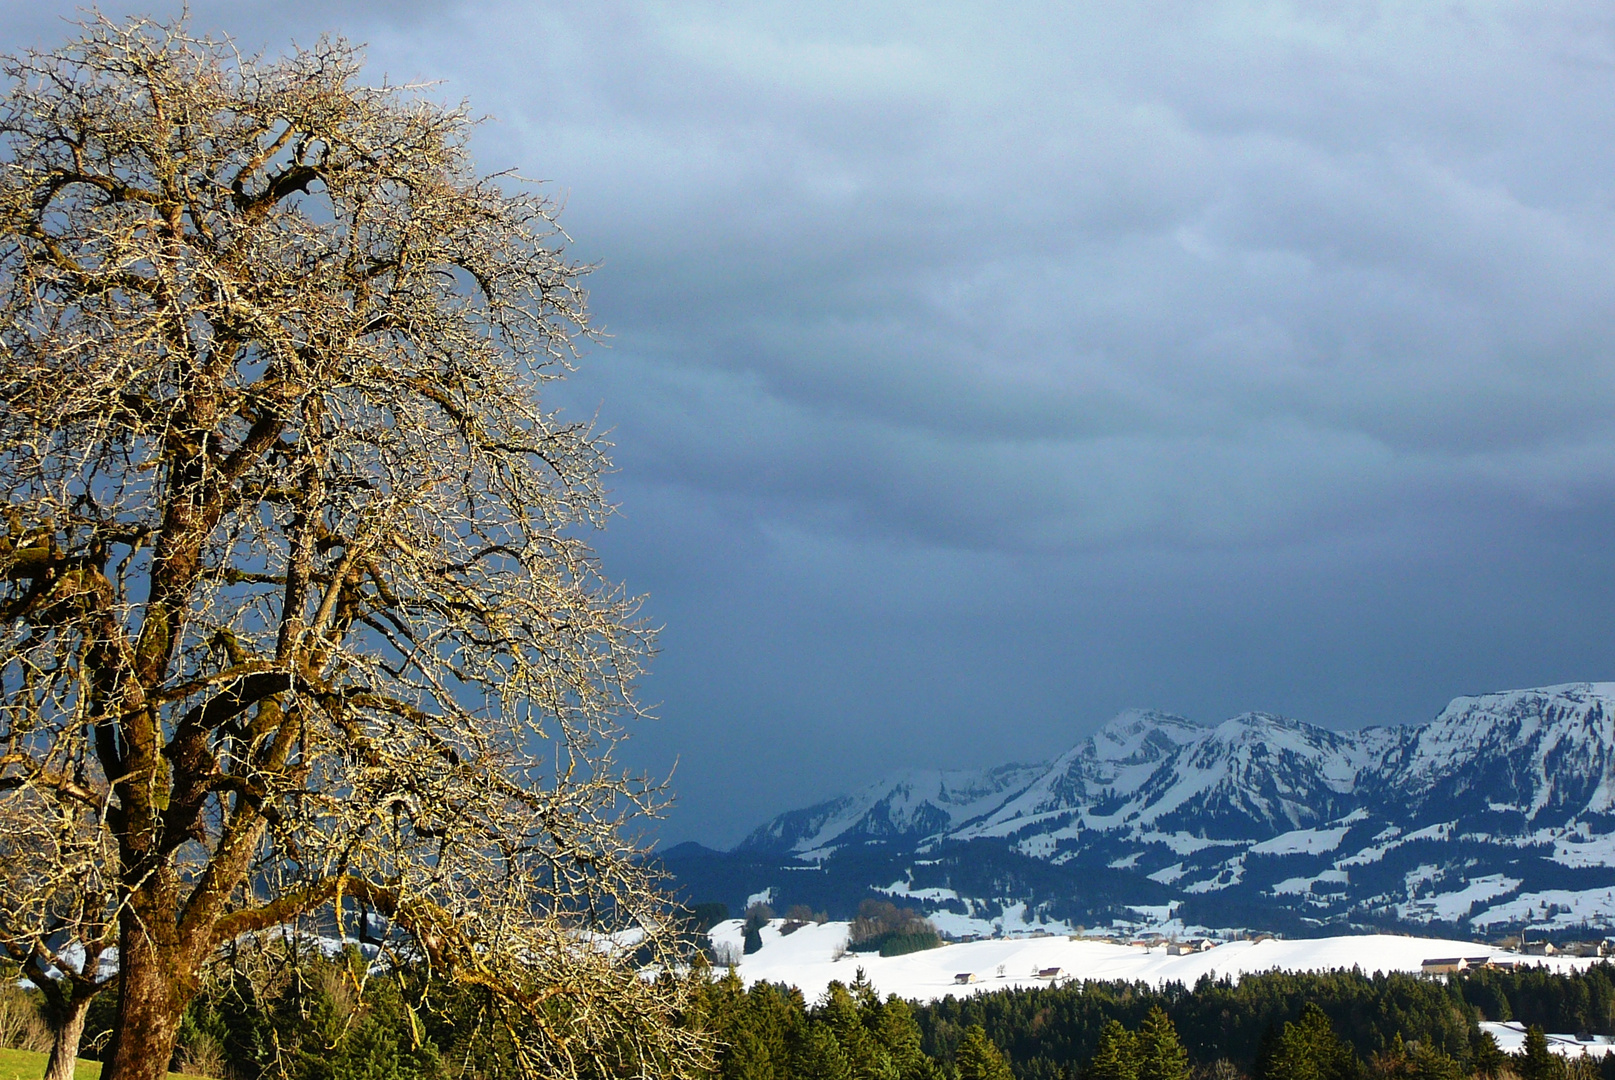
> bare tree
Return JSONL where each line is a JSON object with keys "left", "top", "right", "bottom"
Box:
{"left": 0, "top": 16, "right": 704, "bottom": 1080}
{"left": 0, "top": 790, "right": 117, "bottom": 1080}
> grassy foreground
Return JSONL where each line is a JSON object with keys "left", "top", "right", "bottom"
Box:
{"left": 0, "top": 1047, "right": 206, "bottom": 1080}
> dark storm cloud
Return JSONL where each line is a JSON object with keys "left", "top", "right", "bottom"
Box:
{"left": 8, "top": 2, "right": 1615, "bottom": 843}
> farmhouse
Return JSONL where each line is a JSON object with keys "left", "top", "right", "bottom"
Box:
{"left": 1420, "top": 957, "right": 1492, "bottom": 975}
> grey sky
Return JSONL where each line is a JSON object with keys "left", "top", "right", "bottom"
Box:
{"left": 7, "top": 2, "right": 1615, "bottom": 845}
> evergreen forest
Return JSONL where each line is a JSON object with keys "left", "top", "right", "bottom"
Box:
{"left": 11, "top": 950, "right": 1615, "bottom": 1079}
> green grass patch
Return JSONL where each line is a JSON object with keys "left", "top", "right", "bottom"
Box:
{"left": 0, "top": 1047, "right": 206, "bottom": 1080}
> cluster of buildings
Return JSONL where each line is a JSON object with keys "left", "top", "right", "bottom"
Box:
{"left": 1420, "top": 940, "right": 1614, "bottom": 975}
{"left": 953, "top": 965, "right": 1067, "bottom": 985}
{"left": 1076, "top": 932, "right": 1228, "bottom": 952}
{"left": 1419, "top": 956, "right": 1511, "bottom": 975}
{"left": 1493, "top": 938, "right": 1615, "bottom": 958}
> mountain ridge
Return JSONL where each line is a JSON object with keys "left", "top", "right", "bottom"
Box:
{"left": 669, "top": 682, "right": 1615, "bottom": 939}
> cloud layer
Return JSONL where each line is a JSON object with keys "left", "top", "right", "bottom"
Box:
{"left": 7, "top": 2, "right": 1615, "bottom": 843}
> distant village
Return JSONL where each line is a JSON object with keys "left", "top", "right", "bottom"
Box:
{"left": 934, "top": 928, "right": 1615, "bottom": 987}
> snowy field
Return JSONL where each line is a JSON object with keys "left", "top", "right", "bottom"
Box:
{"left": 1479, "top": 1022, "right": 1615, "bottom": 1059}
{"left": 708, "top": 920, "right": 1601, "bottom": 1007}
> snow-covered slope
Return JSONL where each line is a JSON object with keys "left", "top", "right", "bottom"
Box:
{"left": 736, "top": 763, "right": 1044, "bottom": 856}
{"left": 953, "top": 710, "right": 1203, "bottom": 838}
{"left": 1384, "top": 684, "right": 1615, "bottom": 827}
{"left": 708, "top": 919, "right": 1596, "bottom": 1008}
{"left": 1122, "top": 712, "right": 1380, "bottom": 837}
{"left": 677, "top": 684, "right": 1615, "bottom": 938}
{"left": 948, "top": 710, "right": 1389, "bottom": 857}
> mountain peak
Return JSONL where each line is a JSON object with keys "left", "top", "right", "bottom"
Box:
{"left": 1086, "top": 708, "right": 1204, "bottom": 760}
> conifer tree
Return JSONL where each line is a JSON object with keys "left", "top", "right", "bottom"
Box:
{"left": 1515, "top": 1025, "right": 1565, "bottom": 1080}
{"left": 1405, "top": 1041, "right": 1462, "bottom": 1080}
{"left": 1470, "top": 1031, "right": 1508, "bottom": 1080}
{"left": 878, "top": 996, "right": 941, "bottom": 1080}
{"left": 852, "top": 968, "right": 883, "bottom": 1012}
{"left": 743, "top": 905, "right": 773, "bottom": 956}
{"left": 821, "top": 980, "right": 898, "bottom": 1080}
{"left": 1370, "top": 1032, "right": 1412, "bottom": 1080}
{"left": 1136, "top": 1006, "right": 1190, "bottom": 1080}
{"left": 1087, "top": 1019, "right": 1139, "bottom": 1080}
{"left": 955, "top": 1025, "right": 1015, "bottom": 1080}
{"left": 706, "top": 968, "right": 747, "bottom": 1042}
{"left": 1260, "top": 1004, "right": 1360, "bottom": 1080}
{"left": 794, "top": 1022, "right": 854, "bottom": 1080}
{"left": 722, "top": 985, "right": 791, "bottom": 1080}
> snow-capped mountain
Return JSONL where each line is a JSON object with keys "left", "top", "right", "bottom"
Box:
{"left": 1383, "top": 684, "right": 1615, "bottom": 828}
{"left": 956, "top": 708, "right": 1207, "bottom": 836}
{"left": 664, "top": 683, "right": 1615, "bottom": 940}
{"left": 735, "top": 762, "right": 1045, "bottom": 856}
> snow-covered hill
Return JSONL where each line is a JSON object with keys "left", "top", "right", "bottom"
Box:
{"left": 666, "top": 683, "right": 1615, "bottom": 938}
{"left": 707, "top": 919, "right": 1596, "bottom": 1008}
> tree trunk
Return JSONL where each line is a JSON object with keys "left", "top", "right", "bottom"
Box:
{"left": 41, "top": 994, "right": 92, "bottom": 1080}
{"left": 103, "top": 924, "right": 186, "bottom": 1080}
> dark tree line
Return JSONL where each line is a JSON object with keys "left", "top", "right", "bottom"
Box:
{"left": 911, "top": 964, "right": 1615, "bottom": 1080}
{"left": 9, "top": 953, "right": 1615, "bottom": 1079}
